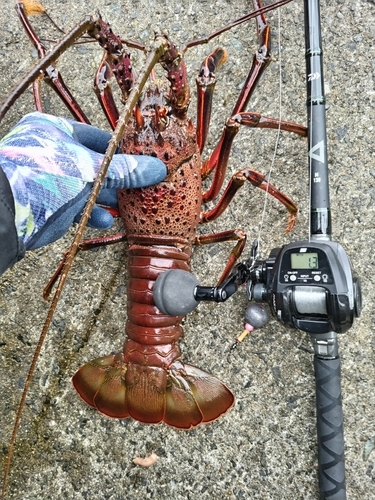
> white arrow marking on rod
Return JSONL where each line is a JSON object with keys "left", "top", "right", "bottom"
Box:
{"left": 308, "top": 72, "right": 320, "bottom": 81}
{"left": 308, "top": 140, "right": 325, "bottom": 163}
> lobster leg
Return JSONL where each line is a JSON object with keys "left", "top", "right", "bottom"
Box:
{"left": 0, "top": 13, "right": 97, "bottom": 122}
{"left": 15, "top": 0, "right": 47, "bottom": 113}
{"left": 43, "top": 233, "right": 128, "bottom": 300}
{"left": 195, "top": 46, "right": 306, "bottom": 158}
{"left": 201, "top": 0, "right": 271, "bottom": 179}
{"left": 199, "top": 0, "right": 305, "bottom": 220}
{"left": 94, "top": 54, "right": 120, "bottom": 130}
{"left": 231, "top": 0, "right": 271, "bottom": 116}
{"left": 15, "top": 1, "right": 90, "bottom": 123}
{"left": 201, "top": 166, "right": 298, "bottom": 233}
{"left": 195, "top": 229, "right": 247, "bottom": 284}
{"left": 196, "top": 47, "right": 228, "bottom": 153}
{"left": 201, "top": 115, "right": 306, "bottom": 204}
{"left": 231, "top": 112, "right": 307, "bottom": 136}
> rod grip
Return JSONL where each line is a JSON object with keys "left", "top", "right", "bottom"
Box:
{"left": 314, "top": 356, "right": 346, "bottom": 499}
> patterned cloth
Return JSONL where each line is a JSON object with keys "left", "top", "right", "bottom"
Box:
{"left": 0, "top": 112, "right": 166, "bottom": 250}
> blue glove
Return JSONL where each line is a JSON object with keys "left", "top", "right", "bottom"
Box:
{"left": 0, "top": 112, "right": 167, "bottom": 250}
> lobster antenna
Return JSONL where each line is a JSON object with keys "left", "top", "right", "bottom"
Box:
{"left": 1, "top": 36, "right": 170, "bottom": 500}
{"left": 20, "top": 0, "right": 64, "bottom": 34}
{"left": 256, "top": 6, "right": 283, "bottom": 257}
{"left": 183, "top": 0, "right": 293, "bottom": 50}
{"left": 0, "top": 16, "right": 95, "bottom": 123}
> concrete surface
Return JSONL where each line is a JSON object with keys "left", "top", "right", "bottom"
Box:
{"left": 0, "top": 0, "right": 374, "bottom": 499}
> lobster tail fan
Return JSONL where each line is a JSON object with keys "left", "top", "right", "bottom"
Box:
{"left": 72, "top": 353, "right": 130, "bottom": 418}
{"left": 164, "top": 361, "right": 235, "bottom": 428}
{"left": 72, "top": 355, "right": 234, "bottom": 429}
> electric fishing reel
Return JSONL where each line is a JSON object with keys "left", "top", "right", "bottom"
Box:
{"left": 153, "top": 235, "right": 362, "bottom": 500}
{"left": 246, "top": 239, "right": 361, "bottom": 335}
{"left": 153, "top": 237, "right": 361, "bottom": 337}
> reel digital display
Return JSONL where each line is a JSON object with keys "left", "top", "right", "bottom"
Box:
{"left": 290, "top": 251, "right": 318, "bottom": 269}
{"left": 279, "top": 246, "right": 332, "bottom": 284}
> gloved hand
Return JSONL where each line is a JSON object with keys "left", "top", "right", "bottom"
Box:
{"left": 0, "top": 112, "right": 167, "bottom": 250}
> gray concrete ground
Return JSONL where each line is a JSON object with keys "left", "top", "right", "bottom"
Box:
{"left": 0, "top": 0, "right": 374, "bottom": 499}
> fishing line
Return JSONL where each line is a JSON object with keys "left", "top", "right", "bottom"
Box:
{"left": 256, "top": 5, "right": 283, "bottom": 258}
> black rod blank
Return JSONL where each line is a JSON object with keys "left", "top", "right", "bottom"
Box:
{"left": 304, "top": 0, "right": 331, "bottom": 237}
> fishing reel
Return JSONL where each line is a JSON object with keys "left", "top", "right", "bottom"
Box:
{"left": 153, "top": 238, "right": 361, "bottom": 339}
{"left": 246, "top": 238, "right": 361, "bottom": 336}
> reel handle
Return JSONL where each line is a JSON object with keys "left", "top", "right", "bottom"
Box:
{"left": 314, "top": 354, "right": 346, "bottom": 500}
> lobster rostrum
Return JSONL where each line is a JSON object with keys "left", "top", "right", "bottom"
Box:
{"left": 1, "top": 0, "right": 307, "bottom": 432}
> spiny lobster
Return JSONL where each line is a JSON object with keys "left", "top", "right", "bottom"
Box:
{"left": 0, "top": 0, "right": 308, "bottom": 475}
{"left": 72, "top": 3, "right": 307, "bottom": 428}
